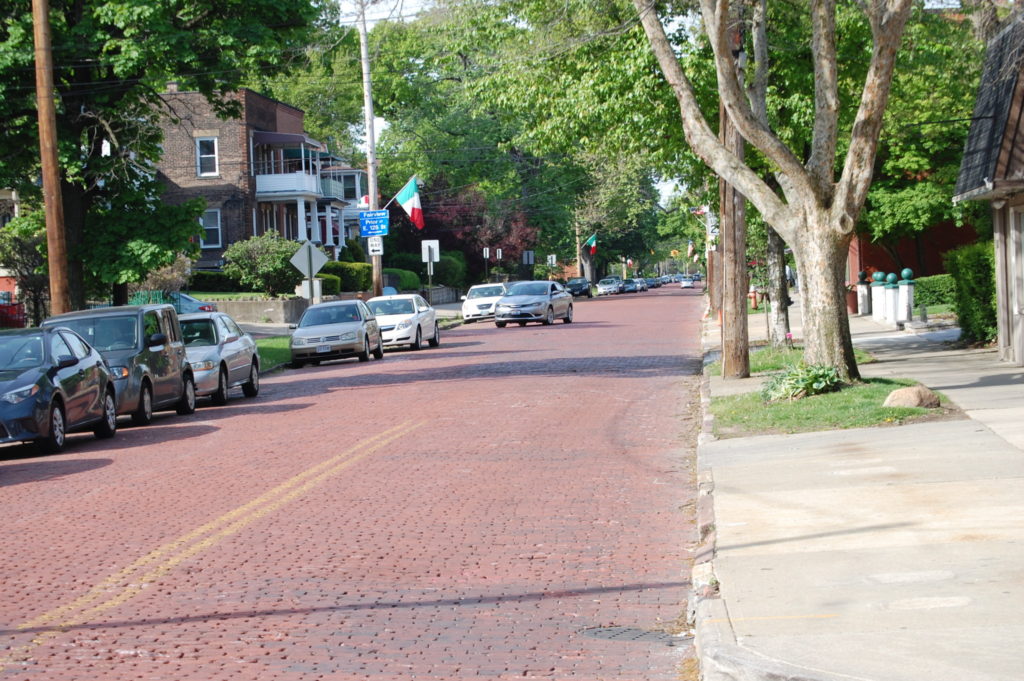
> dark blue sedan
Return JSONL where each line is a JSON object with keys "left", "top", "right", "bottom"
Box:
{"left": 0, "top": 327, "right": 118, "bottom": 454}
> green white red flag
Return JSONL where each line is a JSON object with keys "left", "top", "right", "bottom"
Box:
{"left": 395, "top": 176, "right": 424, "bottom": 229}
{"left": 583, "top": 233, "right": 597, "bottom": 256}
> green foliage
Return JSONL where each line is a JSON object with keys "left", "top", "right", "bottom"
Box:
{"left": 433, "top": 255, "right": 466, "bottom": 288}
{"left": 222, "top": 233, "right": 303, "bottom": 297}
{"left": 0, "top": 214, "right": 49, "bottom": 325}
{"left": 189, "top": 270, "right": 250, "bottom": 293}
{"left": 317, "top": 273, "right": 341, "bottom": 296}
{"left": 321, "top": 261, "right": 372, "bottom": 292}
{"left": 345, "top": 238, "right": 366, "bottom": 263}
{"left": 914, "top": 274, "right": 955, "bottom": 308}
{"left": 386, "top": 252, "right": 424, "bottom": 276}
{"left": 944, "top": 242, "right": 997, "bottom": 343}
{"left": 383, "top": 268, "right": 421, "bottom": 291}
{"left": 761, "top": 364, "right": 843, "bottom": 402}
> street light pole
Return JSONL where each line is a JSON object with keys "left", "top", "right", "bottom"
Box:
{"left": 355, "top": 0, "right": 383, "bottom": 297}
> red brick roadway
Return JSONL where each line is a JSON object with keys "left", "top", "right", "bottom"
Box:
{"left": 0, "top": 286, "right": 705, "bottom": 681}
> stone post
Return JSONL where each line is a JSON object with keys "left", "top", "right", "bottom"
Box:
{"left": 856, "top": 270, "right": 871, "bottom": 316}
{"left": 897, "top": 268, "right": 915, "bottom": 324}
{"left": 870, "top": 271, "right": 887, "bottom": 323}
{"left": 884, "top": 272, "right": 899, "bottom": 325}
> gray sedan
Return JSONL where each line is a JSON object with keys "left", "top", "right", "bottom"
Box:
{"left": 180, "top": 312, "right": 260, "bottom": 405}
{"left": 289, "top": 300, "right": 384, "bottom": 368}
{"left": 494, "top": 280, "right": 573, "bottom": 327}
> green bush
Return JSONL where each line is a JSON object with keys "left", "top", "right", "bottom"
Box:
{"left": 321, "top": 261, "right": 372, "bottom": 291}
{"left": 914, "top": 274, "right": 955, "bottom": 308}
{"left": 189, "top": 270, "right": 248, "bottom": 292}
{"left": 222, "top": 233, "right": 304, "bottom": 297}
{"left": 944, "top": 242, "right": 997, "bottom": 343}
{"left": 317, "top": 273, "right": 341, "bottom": 296}
{"left": 386, "top": 252, "right": 424, "bottom": 275}
{"left": 434, "top": 254, "right": 466, "bottom": 287}
{"left": 761, "top": 363, "right": 842, "bottom": 402}
{"left": 384, "top": 267, "right": 421, "bottom": 291}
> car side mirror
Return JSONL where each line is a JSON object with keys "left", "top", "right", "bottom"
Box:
{"left": 461, "top": 296, "right": 467, "bottom": 301}
{"left": 147, "top": 332, "right": 167, "bottom": 347}
{"left": 57, "top": 355, "right": 78, "bottom": 369}
{"left": 224, "top": 335, "right": 239, "bottom": 344}
{"left": 288, "top": 324, "right": 297, "bottom": 330}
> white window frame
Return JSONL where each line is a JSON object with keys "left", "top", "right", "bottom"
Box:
{"left": 200, "top": 209, "right": 222, "bottom": 249}
{"left": 195, "top": 137, "right": 219, "bottom": 177}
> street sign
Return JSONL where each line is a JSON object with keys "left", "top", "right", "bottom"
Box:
{"left": 522, "top": 250, "right": 535, "bottom": 265}
{"left": 547, "top": 254, "right": 557, "bottom": 266}
{"left": 495, "top": 248, "right": 502, "bottom": 260}
{"left": 421, "top": 240, "right": 440, "bottom": 262}
{"left": 289, "top": 240, "right": 329, "bottom": 278}
{"left": 367, "top": 236, "right": 384, "bottom": 256}
{"left": 483, "top": 247, "right": 490, "bottom": 259}
{"left": 359, "top": 210, "right": 389, "bottom": 237}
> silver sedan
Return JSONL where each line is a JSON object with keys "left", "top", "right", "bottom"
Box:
{"left": 289, "top": 300, "right": 384, "bottom": 368}
{"left": 494, "top": 280, "right": 573, "bottom": 327}
{"left": 180, "top": 312, "right": 260, "bottom": 405}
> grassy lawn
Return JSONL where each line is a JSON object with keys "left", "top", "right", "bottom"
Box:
{"left": 706, "top": 345, "right": 874, "bottom": 376}
{"left": 190, "top": 291, "right": 277, "bottom": 301}
{"left": 710, "top": 377, "right": 945, "bottom": 438}
{"left": 254, "top": 336, "right": 292, "bottom": 370}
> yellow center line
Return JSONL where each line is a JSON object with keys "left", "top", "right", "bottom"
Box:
{"left": 1, "top": 420, "right": 424, "bottom": 668}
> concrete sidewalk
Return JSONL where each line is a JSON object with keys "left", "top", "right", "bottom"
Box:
{"left": 695, "top": 307, "right": 1024, "bottom": 681}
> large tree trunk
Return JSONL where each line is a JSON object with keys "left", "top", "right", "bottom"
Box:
{"left": 60, "top": 180, "right": 87, "bottom": 310}
{"left": 793, "top": 223, "right": 859, "bottom": 380}
{"left": 765, "top": 226, "right": 791, "bottom": 348}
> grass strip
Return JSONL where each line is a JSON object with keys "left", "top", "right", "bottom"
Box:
{"left": 254, "top": 336, "right": 292, "bottom": 371}
{"left": 706, "top": 345, "right": 874, "bottom": 376}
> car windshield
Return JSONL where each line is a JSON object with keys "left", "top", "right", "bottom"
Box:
{"left": 467, "top": 285, "right": 505, "bottom": 299}
{"left": 367, "top": 299, "right": 415, "bottom": 316}
{"left": 181, "top": 319, "right": 218, "bottom": 346}
{"left": 507, "top": 282, "right": 549, "bottom": 296}
{"left": 300, "top": 304, "right": 360, "bottom": 327}
{"left": 56, "top": 316, "right": 137, "bottom": 352}
{"left": 0, "top": 333, "right": 45, "bottom": 370}
{"left": 568, "top": 278, "right": 587, "bottom": 285}
{"left": 598, "top": 279, "right": 616, "bottom": 285}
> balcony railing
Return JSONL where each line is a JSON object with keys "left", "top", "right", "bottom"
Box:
{"left": 255, "top": 172, "right": 321, "bottom": 196}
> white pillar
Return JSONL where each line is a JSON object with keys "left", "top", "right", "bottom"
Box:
{"left": 871, "top": 285, "right": 886, "bottom": 323}
{"left": 897, "top": 282, "right": 915, "bottom": 323}
{"left": 325, "top": 206, "right": 336, "bottom": 247}
{"left": 310, "top": 200, "right": 320, "bottom": 243}
{"left": 884, "top": 286, "right": 899, "bottom": 325}
{"left": 856, "top": 283, "right": 872, "bottom": 316}
{"left": 297, "top": 198, "right": 308, "bottom": 241}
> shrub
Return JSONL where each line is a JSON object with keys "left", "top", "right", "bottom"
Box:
{"left": 914, "top": 274, "right": 955, "bottom": 308}
{"left": 434, "top": 254, "right": 466, "bottom": 287}
{"left": 222, "top": 233, "right": 304, "bottom": 297}
{"left": 384, "top": 267, "right": 421, "bottom": 291}
{"left": 386, "top": 252, "right": 424, "bottom": 276}
{"left": 317, "top": 273, "right": 341, "bottom": 296}
{"left": 322, "top": 261, "right": 372, "bottom": 291}
{"left": 190, "top": 269, "right": 248, "bottom": 292}
{"left": 761, "top": 363, "right": 842, "bottom": 402}
{"left": 944, "top": 242, "right": 997, "bottom": 343}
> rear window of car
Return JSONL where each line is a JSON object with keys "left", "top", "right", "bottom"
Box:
{"left": 56, "top": 316, "right": 138, "bottom": 352}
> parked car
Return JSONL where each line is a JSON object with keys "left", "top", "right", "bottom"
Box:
{"left": 366, "top": 294, "right": 439, "bottom": 350}
{"left": 597, "top": 278, "right": 620, "bottom": 296}
{"left": 690, "top": 272, "right": 703, "bottom": 281}
{"left": 289, "top": 300, "right": 383, "bottom": 368}
{"left": 0, "top": 327, "right": 118, "bottom": 453}
{"left": 634, "top": 278, "right": 648, "bottom": 292}
{"left": 680, "top": 277, "right": 695, "bottom": 289}
{"left": 460, "top": 283, "right": 509, "bottom": 322}
{"left": 621, "top": 278, "right": 639, "bottom": 293}
{"left": 645, "top": 277, "right": 661, "bottom": 289}
{"left": 179, "top": 312, "right": 260, "bottom": 405}
{"left": 494, "top": 280, "right": 573, "bottom": 326}
{"left": 604, "top": 274, "right": 625, "bottom": 293}
{"left": 565, "top": 277, "right": 593, "bottom": 298}
{"left": 41, "top": 304, "right": 196, "bottom": 426}
{"left": 168, "top": 291, "right": 217, "bottom": 313}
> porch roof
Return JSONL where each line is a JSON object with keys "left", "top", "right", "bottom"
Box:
{"left": 252, "top": 131, "right": 321, "bottom": 148}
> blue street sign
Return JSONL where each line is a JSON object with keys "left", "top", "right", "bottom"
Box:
{"left": 359, "top": 210, "right": 390, "bottom": 237}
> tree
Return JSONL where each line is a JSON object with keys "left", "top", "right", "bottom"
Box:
{"left": 633, "top": 0, "right": 917, "bottom": 380}
{"left": 222, "top": 233, "right": 305, "bottom": 297}
{"left": 0, "top": 0, "right": 318, "bottom": 308}
{"left": 0, "top": 214, "right": 50, "bottom": 325}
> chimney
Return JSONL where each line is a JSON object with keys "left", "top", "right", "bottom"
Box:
{"left": 166, "top": 81, "right": 179, "bottom": 93}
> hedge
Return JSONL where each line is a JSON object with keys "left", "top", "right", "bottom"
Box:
{"left": 914, "top": 274, "right": 955, "bottom": 308}
{"left": 383, "top": 267, "right": 421, "bottom": 291}
{"left": 189, "top": 270, "right": 251, "bottom": 292}
{"left": 321, "top": 261, "right": 372, "bottom": 291}
{"left": 943, "top": 242, "right": 997, "bottom": 343}
{"left": 317, "top": 273, "right": 341, "bottom": 296}
{"left": 434, "top": 254, "right": 466, "bottom": 288}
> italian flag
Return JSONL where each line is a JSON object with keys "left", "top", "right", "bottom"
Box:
{"left": 583, "top": 233, "right": 597, "bottom": 256}
{"left": 396, "top": 176, "right": 424, "bottom": 229}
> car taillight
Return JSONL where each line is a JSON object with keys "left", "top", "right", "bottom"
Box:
{"left": 199, "top": 304, "right": 215, "bottom": 311}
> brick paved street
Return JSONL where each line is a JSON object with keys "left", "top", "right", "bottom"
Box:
{"left": 1, "top": 286, "right": 704, "bottom": 680}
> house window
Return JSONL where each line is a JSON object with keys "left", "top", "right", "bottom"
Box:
{"left": 200, "top": 210, "right": 221, "bottom": 249}
{"left": 196, "top": 137, "right": 219, "bottom": 176}
{"left": 343, "top": 174, "right": 357, "bottom": 200}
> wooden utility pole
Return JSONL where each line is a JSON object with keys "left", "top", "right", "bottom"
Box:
{"left": 32, "top": 0, "right": 71, "bottom": 314}
{"left": 719, "top": 15, "right": 750, "bottom": 379}
{"left": 356, "top": 0, "right": 383, "bottom": 297}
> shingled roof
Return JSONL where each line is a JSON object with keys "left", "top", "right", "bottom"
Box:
{"left": 954, "top": 17, "right": 1024, "bottom": 202}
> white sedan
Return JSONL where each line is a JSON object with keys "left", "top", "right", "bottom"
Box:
{"left": 366, "top": 294, "right": 440, "bottom": 350}
{"left": 460, "top": 283, "right": 509, "bottom": 322}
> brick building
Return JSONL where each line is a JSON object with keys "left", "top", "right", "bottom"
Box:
{"left": 157, "top": 86, "right": 368, "bottom": 269}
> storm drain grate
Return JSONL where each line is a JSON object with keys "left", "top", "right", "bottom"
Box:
{"left": 579, "top": 626, "right": 691, "bottom": 646}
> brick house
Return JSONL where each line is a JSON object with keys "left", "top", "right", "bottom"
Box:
{"left": 156, "top": 86, "right": 368, "bottom": 269}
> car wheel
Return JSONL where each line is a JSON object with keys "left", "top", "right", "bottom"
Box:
{"left": 242, "top": 361, "right": 260, "bottom": 397}
{"left": 411, "top": 327, "right": 423, "bottom": 351}
{"left": 289, "top": 359, "right": 305, "bottom": 369}
{"left": 131, "top": 382, "right": 153, "bottom": 426}
{"left": 563, "top": 305, "right": 573, "bottom": 323}
{"left": 428, "top": 323, "right": 440, "bottom": 347}
{"left": 37, "top": 401, "right": 67, "bottom": 454}
{"left": 518, "top": 321, "right": 527, "bottom": 326}
{"left": 211, "top": 366, "right": 229, "bottom": 406}
{"left": 372, "top": 337, "right": 384, "bottom": 360}
{"left": 495, "top": 321, "right": 507, "bottom": 328}
{"left": 176, "top": 375, "right": 197, "bottom": 415}
{"left": 543, "top": 307, "right": 554, "bottom": 325}
{"left": 464, "top": 318, "right": 474, "bottom": 324}
{"left": 93, "top": 389, "right": 117, "bottom": 439}
{"left": 358, "top": 336, "right": 371, "bottom": 362}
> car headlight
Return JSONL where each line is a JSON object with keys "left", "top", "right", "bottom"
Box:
{"left": 190, "top": 360, "right": 216, "bottom": 372}
{"left": 396, "top": 319, "right": 413, "bottom": 330}
{"left": 2, "top": 384, "right": 39, "bottom": 404}
{"left": 340, "top": 331, "right": 357, "bottom": 341}
{"left": 109, "top": 365, "right": 129, "bottom": 379}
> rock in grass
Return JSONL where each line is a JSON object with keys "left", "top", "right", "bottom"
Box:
{"left": 883, "top": 385, "right": 940, "bottom": 408}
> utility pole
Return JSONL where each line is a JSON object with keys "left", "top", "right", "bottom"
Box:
{"left": 355, "top": 0, "right": 383, "bottom": 297}
{"left": 719, "top": 13, "right": 750, "bottom": 379}
{"left": 32, "top": 0, "right": 71, "bottom": 314}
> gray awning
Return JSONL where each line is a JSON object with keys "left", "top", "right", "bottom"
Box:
{"left": 251, "top": 131, "right": 321, "bottom": 147}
